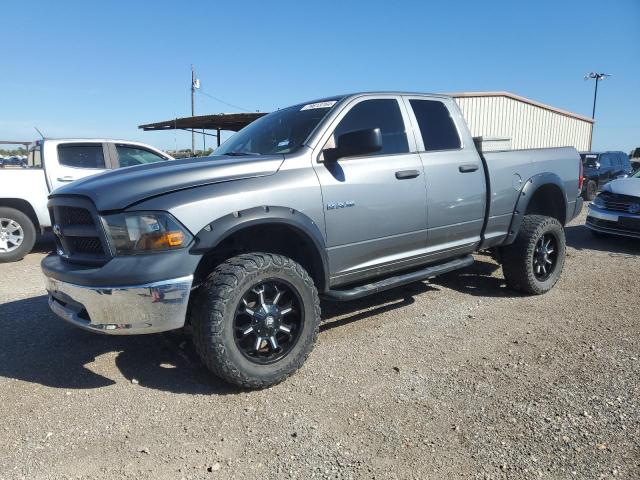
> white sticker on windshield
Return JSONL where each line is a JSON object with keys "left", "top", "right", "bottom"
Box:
{"left": 301, "top": 100, "right": 337, "bottom": 111}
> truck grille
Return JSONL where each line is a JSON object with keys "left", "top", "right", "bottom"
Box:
{"left": 48, "top": 197, "right": 111, "bottom": 266}
{"left": 600, "top": 192, "right": 640, "bottom": 214}
{"left": 60, "top": 207, "right": 94, "bottom": 226}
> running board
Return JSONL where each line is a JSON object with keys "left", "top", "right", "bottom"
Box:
{"left": 322, "top": 255, "right": 474, "bottom": 302}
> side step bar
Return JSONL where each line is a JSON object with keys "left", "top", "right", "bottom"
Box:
{"left": 322, "top": 255, "right": 474, "bottom": 302}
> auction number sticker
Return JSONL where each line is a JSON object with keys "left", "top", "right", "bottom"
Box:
{"left": 301, "top": 100, "right": 337, "bottom": 111}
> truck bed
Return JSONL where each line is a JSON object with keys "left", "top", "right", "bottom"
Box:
{"left": 481, "top": 146, "right": 581, "bottom": 246}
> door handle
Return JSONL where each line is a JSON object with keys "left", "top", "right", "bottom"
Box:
{"left": 458, "top": 164, "right": 479, "bottom": 173}
{"left": 57, "top": 176, "right": 75, "bottom": 182}
{"left": 395, "top": 169, "right": 420, "bottom": 180}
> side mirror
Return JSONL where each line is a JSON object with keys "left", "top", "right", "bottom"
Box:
{"left": 324, "top": 128, "right": 382, "bottom": 162}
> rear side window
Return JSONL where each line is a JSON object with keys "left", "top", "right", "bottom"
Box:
{"left": 333, "top": 99, "right": 409, "bottom": 155}
{"left": 116, "top": 145, "right": 167, "bottom": 168}
{"left": 409, "top": 100, "right": 461, "bottom": 151}
{"left": 599, "top": 154, "right": 611, "bottom": 168}
{"left": 58, "top": 144, "right": 105, "bottom": 169}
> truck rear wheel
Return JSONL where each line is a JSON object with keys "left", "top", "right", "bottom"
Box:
{"left": 0, "top": 207, "right": 36, "bottom": 263}
{"left": 191, "top": 253, "right": 321, "bottom": 389}
{"left": 500, "top": 215, "right": 566, "bottom": 295}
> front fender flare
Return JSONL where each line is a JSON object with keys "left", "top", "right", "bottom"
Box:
{"left": 190, "top": 206, "right": 329, "bottom": 289}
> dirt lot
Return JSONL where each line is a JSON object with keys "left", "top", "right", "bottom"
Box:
{"left": 0, "top": 210, "right": 638, "bottom": 480}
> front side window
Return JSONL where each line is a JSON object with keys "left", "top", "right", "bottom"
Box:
{"left": 58, "top": 144, "right": 105, "bottom": 169}
{"left": 331, "top": 99, "right": 409, "bottom": 155}
{"left": 409, "top": 99, "right": 461, "bottom": 151}
{"left": 116, "top": 145, "right": 167, "bottom": 167}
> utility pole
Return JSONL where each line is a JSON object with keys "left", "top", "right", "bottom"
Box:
{"left": 584, "top": 72, "right": 610, "bottom": 119}
{"left": 191, "top": 65, "right": 196, "bottom": 154}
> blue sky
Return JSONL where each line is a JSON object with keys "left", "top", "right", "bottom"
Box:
{"left": 2, "top": 0, "right": 638, "bottom": 152}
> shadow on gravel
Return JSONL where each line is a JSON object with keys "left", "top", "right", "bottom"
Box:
{"left": 320, "top": 282, "right": 433, "bottom": 331}
{"left": 565, "top": 224, "right": 640, "bottom": 256}
{"left": 430, "top": 258, "right": 520, "bottom": 298}
{"left": 0, "top": 295, "right": 238, "bottom": 395}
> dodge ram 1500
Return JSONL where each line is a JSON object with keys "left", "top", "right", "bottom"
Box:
{"left": 42, "top": 92, "right": 583, "bottom": 388}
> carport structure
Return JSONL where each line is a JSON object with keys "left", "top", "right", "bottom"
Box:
{"left": 138, "top": 112, "right": 266, "bottom": 147}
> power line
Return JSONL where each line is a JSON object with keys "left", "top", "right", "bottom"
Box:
{"left": 196, "top": 89, "right": 252, "bottom": 112}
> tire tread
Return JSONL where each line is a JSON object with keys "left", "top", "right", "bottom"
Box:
{"left": 191, "top": 252, "right": 320, "bottom": 389}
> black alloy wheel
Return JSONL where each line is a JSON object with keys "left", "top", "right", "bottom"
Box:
{"left": 233, "top": 280, "right": 304, "bottom": 364}
{"left": 532, "top": 233, "right": 558, "bottom": 281}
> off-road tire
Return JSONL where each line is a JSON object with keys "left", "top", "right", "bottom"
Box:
{"left": 500, "top": 215, "right": 566, "bottom": 295}
{"left": 0, "top": 207, "right": 36, "bottom": 263}
{"left": 583, "top": 180, "right": 597, "bottom": 201}
{"left": 191, "top": 253, "right": 321, "bottom": 389}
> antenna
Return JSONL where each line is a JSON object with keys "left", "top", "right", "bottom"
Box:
{"left": 34, "top": 127, "right": 45, "bottom": 139}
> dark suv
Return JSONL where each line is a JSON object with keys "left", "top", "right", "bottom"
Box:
{"left": 581, "top": 151, "right": 632, "bottom": 200}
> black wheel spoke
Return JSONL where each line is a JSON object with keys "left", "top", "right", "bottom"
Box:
{"left": 233, "top": 279, "right": 304, "bottom": 364}
{"left": 533, "top": 232, "right": 558, "bottom": 281}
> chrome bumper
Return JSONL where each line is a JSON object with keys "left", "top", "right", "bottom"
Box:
{"left": 45, "top": 275, "right": 193, "bottom": 335}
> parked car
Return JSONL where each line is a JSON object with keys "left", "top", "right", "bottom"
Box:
{"left": 0, "top": 155, "right": 27, "bottom": 168}
{"left": 580, "top": 151, "right": 633, "bottom": 200}
{"left": 585, "top": 169, "right": 640, "bottom": 239}
{"left": 0, "top": 138, "right": 173, "bottom": 262}
{"left": 42, "top": 92, "right": 583, "bottom": 388}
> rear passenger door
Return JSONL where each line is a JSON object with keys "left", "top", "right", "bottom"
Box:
{"left": 49, "top": 142, "right": 111, "bottom": 191}
{"left": 403, "top": 96, "right": 486, "bottom": 256}
{"left": 313, "top": 96, "right": 428, "bottom": 285}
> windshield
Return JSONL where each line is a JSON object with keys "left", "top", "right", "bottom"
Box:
{"left": 581, "top": 154, "right": 599, "bottom": 167}
{"left": 215, "top": 99, "right": 342, "bottom": 156}
{"left": 633, "top": 169, "right": 640, "bottom": 178}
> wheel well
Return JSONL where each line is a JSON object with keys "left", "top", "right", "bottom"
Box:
{"left": 524, "top": 184, "right": 566, "bottom": 225}
{"left": 193, "top": 223, "right": 327, "bottom": 291}
{"left": 0, "top": 198, "right": 40, "bottom": 231}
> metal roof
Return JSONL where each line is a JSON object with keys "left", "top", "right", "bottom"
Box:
{"left": 449, "top": 91, "right": 595, "bottom": 124}
{"left": 139, "top": 112, "right": 267, "bottom": 132}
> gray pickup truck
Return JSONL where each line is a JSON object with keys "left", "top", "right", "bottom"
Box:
{"left": 42, "top": 92, "right": 583, "bottom": 388}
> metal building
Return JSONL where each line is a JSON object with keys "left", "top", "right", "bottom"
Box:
{"left": 451, "top": 92, "right": 594, "bottom": 151}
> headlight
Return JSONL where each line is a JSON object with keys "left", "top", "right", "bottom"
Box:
{"left": 102, "top": 212, "right": 193, "bottom": 255}
{"left": 592, "top": 195, "right": 605, "bottom": 209}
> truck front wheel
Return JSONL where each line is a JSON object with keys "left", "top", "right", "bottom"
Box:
{"left": 500, "top": 215, "right": 566, "bottom": 295}
{"left": 0, "top": 207, "right": 36, "bottom": 263}
{"left": 191, "top": 253, "right": 321, "bottom": 389}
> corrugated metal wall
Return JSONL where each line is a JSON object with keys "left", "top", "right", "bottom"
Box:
{"left": 453, "top": 95, "right": 592, "bottom": 151}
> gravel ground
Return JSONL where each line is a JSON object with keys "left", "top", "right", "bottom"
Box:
{"left": 0, "top": 210, "right": 638, "bottom": 480}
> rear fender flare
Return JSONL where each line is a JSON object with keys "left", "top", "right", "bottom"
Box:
{"left": 504, "top": 172, "right": 567, "bottom": 245}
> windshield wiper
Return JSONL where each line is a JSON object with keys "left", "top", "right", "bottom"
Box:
{"left": 222, "top": 151, "right": 261, "bottom": 156}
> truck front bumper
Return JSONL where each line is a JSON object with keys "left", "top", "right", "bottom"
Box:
{"left": 45, "top": 274, "right": 193, "bottom": 335}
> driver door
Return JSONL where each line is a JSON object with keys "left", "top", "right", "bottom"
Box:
{"left": 312, "top": 96, "right": 428, "bottom": 286}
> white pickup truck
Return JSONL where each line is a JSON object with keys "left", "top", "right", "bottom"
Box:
{"left": 0, "top": 139, "right": 172, "bottom": 262}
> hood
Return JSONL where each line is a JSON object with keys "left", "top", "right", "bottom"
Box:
{"left": 50, "top": 154, "right": 284, "bottom": 211}
{"left": 602, "top": 177, "right": 640, "bottom": 197}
